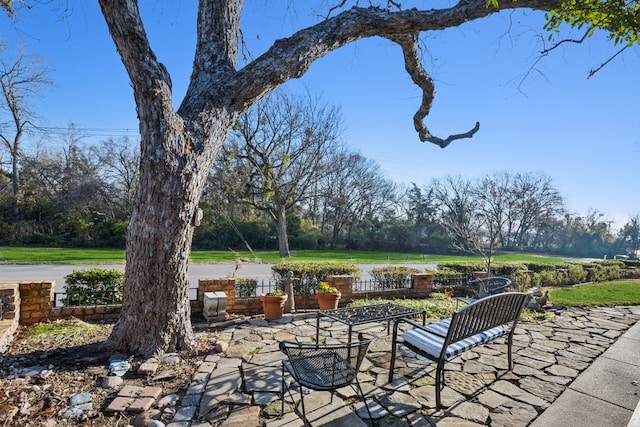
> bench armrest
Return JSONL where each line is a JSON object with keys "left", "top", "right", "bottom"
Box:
{"left": 392, "top": 317, "right": 448, "bottom": 344}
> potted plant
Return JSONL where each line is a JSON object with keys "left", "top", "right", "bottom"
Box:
{"left": 260, "top": 290, "right": 288, "bottom": 320}
{"left": 316, "top": 281, "right": 341, "bottom": 310}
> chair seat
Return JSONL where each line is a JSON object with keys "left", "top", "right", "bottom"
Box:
{"left": 404, "top": 319, "right": 509, "bottom": 359}
{"left": 283, "top": 352, "right": 357, "bottom": 390}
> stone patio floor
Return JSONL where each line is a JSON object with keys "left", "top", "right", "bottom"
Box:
{"left": 169, "top": 305, "right": 640, "bottom": 426}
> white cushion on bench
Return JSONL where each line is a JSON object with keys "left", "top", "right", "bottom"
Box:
{"left": 403, "top": 319, "right": 509, "bottom": 359}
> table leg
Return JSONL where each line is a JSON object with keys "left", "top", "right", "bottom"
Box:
{"left": 316, "top": 312, "right": 320, "bottom": 343}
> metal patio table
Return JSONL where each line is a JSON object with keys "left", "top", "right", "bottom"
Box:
{"left": 315, "top": 302, "right": 426, "bottom": 345}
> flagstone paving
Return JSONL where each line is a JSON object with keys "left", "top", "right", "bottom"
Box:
{"left": 163, "top": 305, "right": 640, "bottom": 426}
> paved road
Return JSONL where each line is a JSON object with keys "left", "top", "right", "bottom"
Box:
{"left": 0, "top": 262, "right": 437, "bottom": 294}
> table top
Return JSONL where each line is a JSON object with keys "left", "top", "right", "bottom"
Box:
{"left": 318, "top": 302, "right": 422, "bottom": 326}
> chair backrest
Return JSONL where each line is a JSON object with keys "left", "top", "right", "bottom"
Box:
{"left": 280, "top": 335, "right": 372, "bottom": 388}
{"left": 470, "top": 276, "right": 512, "bottom": 298}
{"left": 445, "top": 292, "right": 529, "bottom": 345}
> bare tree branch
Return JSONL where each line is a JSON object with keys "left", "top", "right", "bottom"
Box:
{"left": 230, "top": 0, "right": 560, "bottom": 115}
{"left": 588, "top": 45, "right": 629, "bottom": 78}
{"left": 387, "top": 32, "right": 480, "bottom": 148}
{"left": 540, "top": 28, "right": 591, "bottom": 55}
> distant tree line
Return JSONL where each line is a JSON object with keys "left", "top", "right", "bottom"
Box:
{"left": 1, "top": 128, "right": 638, "bottom": 259}
{"left": 1, "top": 89, "right": 639, "bottom": 259}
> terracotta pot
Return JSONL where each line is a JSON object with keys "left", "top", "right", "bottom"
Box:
{"left": 260, "top": 293, "right": 288, "bottom": 320}
{"left": 317, "top": 291, "right": 341, "bottom": 310}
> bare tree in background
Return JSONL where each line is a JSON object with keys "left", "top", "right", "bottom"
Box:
{"left": 216, "top": 91, "right": 342, "bottom": 257}
{"left": 317, "top": 150, "right": 398, "bottom": 245}
{"left": 0, "top": 42, "right": 52, "bottom": 221}
{"left": 488, "top": 172, "right": 564, "bottom": 248}
{"left": 98, "top": 137, "right": 140, "bottom": 216}
{"left": 432, "top": 175, "right": 502, "bottom": 274}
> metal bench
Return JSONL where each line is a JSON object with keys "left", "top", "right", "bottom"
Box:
{"left": 388, "top": 292, "right": 530, "bottom": 408}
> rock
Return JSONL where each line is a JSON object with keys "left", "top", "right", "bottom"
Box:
{"left": 22, "top": 365, "right": 47, "bottom": 378}
{"left": 159, "top": 353, "right": 181, "bottom": 365}
{"left": 134, "top": 410, "right": 162, "bottom": 427}
{"left": 63, "top": 407, "right": 87, "bottom": 420}
{"left": 151, "top": 372, "right": 177, "bottom": 382}
{"left": 138, "top": 362, "right": 159, "bottom": 375}
{"left": 156, "top": 394, "right": 179, "bottom": 408}
{"left": 101, "top": 376, "right": 123, "bottom": 389}
{"left": 63, "top": 400, "right": 93, "bottom": 420}
{"left": 69, "top": 392, "right": 92, "bottom": 406}
{"left": 215, "top": 341, "right": 229, "bottom": 353}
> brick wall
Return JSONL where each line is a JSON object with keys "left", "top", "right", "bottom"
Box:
{"left": 196, "top": 273, "right": 434, "bottom": 317}
{"left": 0, "top": 283, "right": 20, "bottom": 353}
{"left": 19, "top": 281, "right": 55, "bottom": 325}
{"left": 0, "top": 273, "right": 435, "bottom": 334}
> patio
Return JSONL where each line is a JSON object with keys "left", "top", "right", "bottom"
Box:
{"left": 183, "top": 304, "right": 640, "bottom": 426}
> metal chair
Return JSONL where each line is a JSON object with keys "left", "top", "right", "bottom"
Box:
{"left": 280, "top": 333, "right": 373, "bottom": 425}
{"left": 457, "top": 276, "right": 512, "bottom": 305}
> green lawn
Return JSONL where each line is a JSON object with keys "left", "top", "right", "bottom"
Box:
{"left": 0, "top": 246, "right": 577, "bottom": 265}
{"left": 549, "top": 280, "right": 640, "bottom": 306}
{"left": 0, "top": 247, "right": 127, "bottom": 264}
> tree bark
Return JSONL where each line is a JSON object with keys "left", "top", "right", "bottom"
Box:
{"left": 99, "top": 0, "right": 239, "bottom": 356}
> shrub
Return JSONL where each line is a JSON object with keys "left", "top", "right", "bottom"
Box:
{"left": 537, "top": 270, "right": 559, "bottom": 287}
{"left": 272, "top": 261, "right": 360, "bottom": 295}
{"left": 432, "top": 271, "right": 474, "bottom": 288}
{"left": 622, "top": 268, "right": 640, "bottom": 279}
{"left": 566, "top": 264, "right": 588, "bottom": 285}
{"left": 511, "top": 271, "right": 541, "bottom": 291}
{"left": 438, "top": 262, "right": 527, "bottom": 276}
{"left": 437, "top": 262, "right": 485, "bottom": 273}
{"left": 63, "top": 268, "right": 124, "bottom": 306}
{"left": 370, "top": 266, "right": 420, "bottom": 289}
{"left": 595, "top": 266, "right": 621, "bottom": 282}
{"left": 492, "top": 263, "right": 528, "bottom": 276}
{"left": 524, "top": 262, "right": 558, "bottom": 272}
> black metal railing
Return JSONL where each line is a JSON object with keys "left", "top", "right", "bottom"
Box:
{"left": 432, "top": 273, "right": 474, "bottom": 289}
{"left": 54, "top": 286, "right": 200, "bottom": 307}
{"left": 352, "top": 277, "right": 413, "bottom": 292}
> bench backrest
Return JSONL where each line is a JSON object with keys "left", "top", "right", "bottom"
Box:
{"left": 446, "top": 292, "right": 530, "bottom": 345}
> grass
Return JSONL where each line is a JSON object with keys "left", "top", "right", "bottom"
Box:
{"left": 349, "top": 293, "right": 460, "bottom": 319}
{"left": 0, "top": 247, "right": 126, "bottom": 264}
{"left": 1, "top": 246, "right": 577, "bottom": 265}
{"left": 25, "top": 318, "right": 109, "bottom": 347}
{"left": 549, "top": 280, "right": 640, "bottom": 306}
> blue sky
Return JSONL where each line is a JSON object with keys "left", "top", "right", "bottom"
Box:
{"left": 2, "top": 1, "right": 639, "bottom": 229}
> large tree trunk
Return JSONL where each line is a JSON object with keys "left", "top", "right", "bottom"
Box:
{"left": 107, "top": 114, "right": 230, "bottom": 356}
{"left": 108, "top": 130, "right": 197, "bottom": 355}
